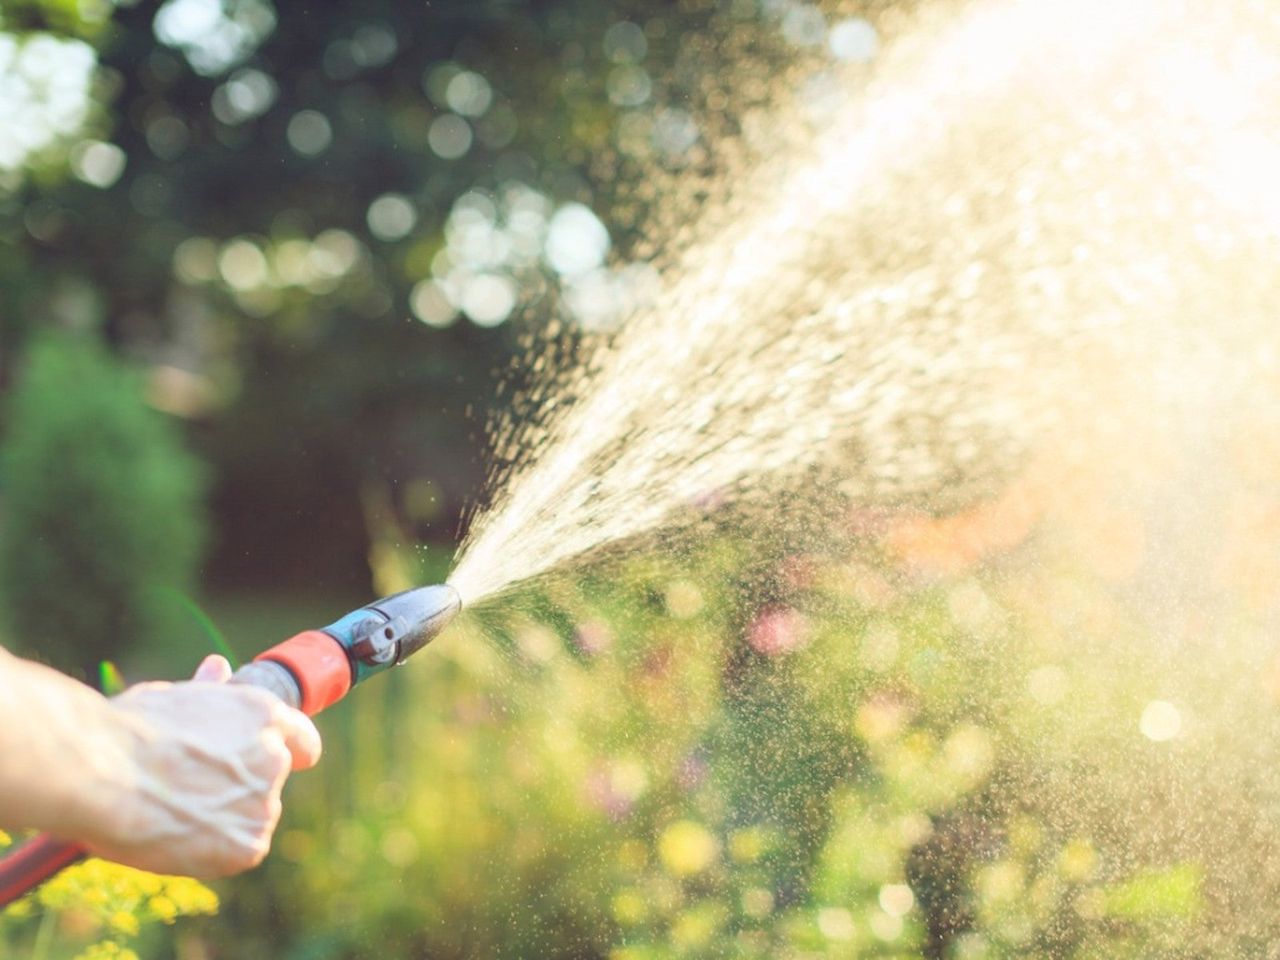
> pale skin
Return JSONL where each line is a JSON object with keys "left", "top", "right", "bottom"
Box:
{"left": 0, "top": 646, "right": 321, "bottom": 879}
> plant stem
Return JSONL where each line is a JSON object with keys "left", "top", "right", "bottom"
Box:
{"left": 30, "top": 906, "right": 56, "bottom": 960}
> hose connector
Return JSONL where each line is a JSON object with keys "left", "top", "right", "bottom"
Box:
{"left": 247, "top": 583, "right": 461, "bottom": 715}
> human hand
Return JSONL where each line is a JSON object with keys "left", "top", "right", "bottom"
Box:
{"left": 81, "top": 655, "right": 322, "bottom": 878}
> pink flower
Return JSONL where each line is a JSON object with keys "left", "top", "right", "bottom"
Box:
{"left": 584, "top": 760, "right": 647, "bottom": 820}
{"left": 778, "top": 554, "right": 818, "bottom": 590}
{"left": 573, "top": 620, "right": 613, "bottom": 657}
{"left": 677, "top": 752, "right": 709, "bottom": 791}
{"left": 747, "top": 608, "right": 810, "bottom": 657}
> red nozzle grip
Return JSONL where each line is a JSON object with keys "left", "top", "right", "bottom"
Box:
{"left": 255, "top": 631, "right": 353, "bottom": 717}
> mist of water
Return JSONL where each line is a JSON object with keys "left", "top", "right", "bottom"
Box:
{"left": 450, "top": 0, "right": 1280, "bottom": 608}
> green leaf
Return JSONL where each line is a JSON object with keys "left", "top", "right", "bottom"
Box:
{"left": 1102, "top": 864, "right": 1202, "bottom": 921}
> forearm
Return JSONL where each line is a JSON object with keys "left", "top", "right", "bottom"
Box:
{"left": 0, "top": 646, "right": 135, "bottom": 842}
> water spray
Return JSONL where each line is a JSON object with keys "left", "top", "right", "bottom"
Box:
{"left": 0, "top": 583, "right": 461, "bottom": 908}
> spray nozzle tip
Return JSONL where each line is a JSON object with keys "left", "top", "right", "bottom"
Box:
{"left": 367, "top": 583, "right": 462, "bottom": 663}
{"left": 432, "top": 583, "right": 463, "bottom": 626}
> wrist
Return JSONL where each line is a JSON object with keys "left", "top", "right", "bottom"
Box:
{"left": 0, "top": 652, "right": 150, "bottom": 847}
{"left": 80, "top": 699, "right": 153, "bottom": 846}
{"left": 41, "top": 692, "right": 146, "bottom": 846}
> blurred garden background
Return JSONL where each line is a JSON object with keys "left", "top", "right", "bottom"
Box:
{"left": 4, "top": 0, "right": 1280, "bottom": 958}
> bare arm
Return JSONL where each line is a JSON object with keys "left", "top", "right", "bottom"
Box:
{"left": 0, "top": 647, "right": 321, "bottom": 878}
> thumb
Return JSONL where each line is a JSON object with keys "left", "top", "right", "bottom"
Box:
{"left": 192, "top": 654, "right": 234, "bottom": 683}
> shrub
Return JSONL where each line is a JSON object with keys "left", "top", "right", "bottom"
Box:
{"left": 0, "top": 334, "right": 206, "bottom": 673}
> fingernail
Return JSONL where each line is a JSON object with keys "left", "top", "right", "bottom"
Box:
{"left": 193, "top": 654, "right": 228, "bottom": 682}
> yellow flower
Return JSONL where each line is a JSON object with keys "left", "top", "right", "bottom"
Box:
{"left": 108, "top": 908, "right": 141, "bottom": 936}
{"left": 612, "top": 889, "right": 648, "bottom": 926}
{"left": 728, "top": 827, "right": 768, "bottom": 864}
{"left": 1060, "top": 840, "right": 1098, "bottom": 882}
{"left": 162, "top": 877, "right": 218, "bottom": 917}
{"left": 148, "top": 895, "right": 178, "bottom": 923}
{"left": 670, "top": 903, "right": 727, "bottom": 950}
{"left": 26, "top": 858, "right": 217, "bottom": 941}
{"left": 73, "top": 943, "right": 140, "bottom": 960}
{"left": 658, "top": 821, "right": 719, "bottom": 877}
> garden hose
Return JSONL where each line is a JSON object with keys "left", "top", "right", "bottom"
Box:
{"left": 0, "top": 583, "right": 461, "bottom": 909}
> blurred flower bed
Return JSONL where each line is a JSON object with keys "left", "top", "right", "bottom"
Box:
{"left": 9, "top": 428, "right": 1280, "bottom": 959}
{"left": 227, "top": 448, "right": 1278, "bottom": 958}
{"left": 256, "top": 541, "right": 1225, "bottom": 958}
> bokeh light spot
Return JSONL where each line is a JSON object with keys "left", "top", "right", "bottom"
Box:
{"left": 145, "top": 115, "right": 191, "bottom": 160}
{"left": 212, "top": 67, "right": 277, "bottom": 124}
{"left": 545, "top": 203, "right": 610, "bottom": 277}
{"left": 664, "top": 580, "right": 704, "bottom": 619}
{"left": 828, "top": 17, "right": 879, "bottom": 62}
{"left": 409, "top": 279, "right": 459, "bottom": 328}
{"left": 603, "top": 21, "right": 647, "bottom": 63}
{"left": 70, "top": 140, "right": 126, "bottom": 188}
{"left": 944, "top": 724, "right": 994, "bottom": 779}
{"left": 782, "top": 5, "right": 827, "bottom": 47}
{"left": 651, "top": 107, "right": 699, "bottom": 157}
{"left": 742, "top": 888, "right": 774, "bottom": 919}
{"left": 460, "top": 274, "right": 517, "bottom": 327}
{"left": 879, "top": 883, "right": 915, "bottom": 917}
{"left": 310, "top": 229, "right": 361, "bottom": 278}
{"left": 366, "top": 193, "right": 417, "bottom": 242}
{"left": 607, "top": 65, "right": 651, "bottom": 107}
{"left": 173, "top": 236, "right": 218, "bottom": 283}
{"left": 351, "top": 24, "right": 397, "bottom": 68}
{"left": 747, "top": 607, "right": 809, "bottom": 657}
{"left": 817, "top": 907, "right": 855, "bottom": 940}
{"left": 0, "top": 34, "right": 97, "bottom": 173}
{"left": 445, "top": 71, "right": 492, "bottom": 117}
{"left": 428, "top": 114, "right": 472, "bottom": 159}
{"left": 218, "top": 238, "right": 269, "bottom": 291}
{"left": 287, "top": 110, "right": 332, "bottom": 156}
{"left": 1140, "top": 700, "right": 1182, "bottom": 742}
{"left": 153, "top": 0, "right": 276, "bottom": 76}
{"left": 869, "top": 910, "right": 903, "bottom": 942}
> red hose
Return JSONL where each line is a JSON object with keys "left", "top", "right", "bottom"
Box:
{"left": 0, "top": 836, "right": 85, "bottom": 908}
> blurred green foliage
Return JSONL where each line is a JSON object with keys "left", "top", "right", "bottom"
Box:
{"left": 0, "top": 0, "right": 110, "bottom": 39}
{"left": 0, "top": 334, "right": 205, "bottom": 671}
{"left": 1, "top": 0, "right": 741, "bottom": 592}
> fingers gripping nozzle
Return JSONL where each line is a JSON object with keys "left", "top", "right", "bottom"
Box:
{"left": 241, "top": 584, "right": 461, "bottom": 716}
